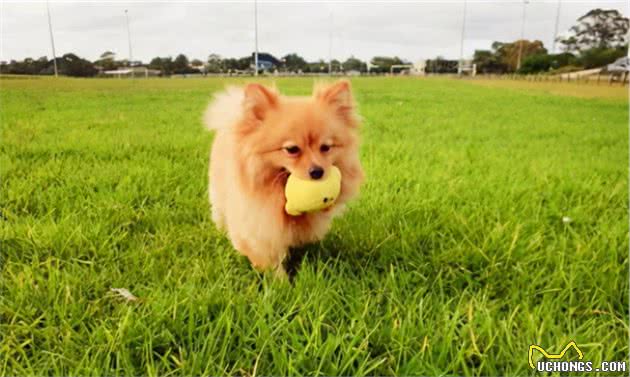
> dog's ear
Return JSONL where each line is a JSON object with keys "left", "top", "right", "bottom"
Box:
{"left": 314, "top": 80, "right": 358, "bottom": 126}
{"left": 243, "top": 83, "right": 278, "bottom": 122}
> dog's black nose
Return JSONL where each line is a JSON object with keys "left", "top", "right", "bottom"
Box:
{"left": 309, "top": 166, "right": 324, "bottom": 180}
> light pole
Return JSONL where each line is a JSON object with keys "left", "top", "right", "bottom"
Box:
{"left": 124, "top": 10, "right": 133, "bottom": 67}
{"left": 516, "top": 0, "right": 528, "bottom": 71}
{"left": 124, "top": 10, "right": 135, "bottom": 77}
{"left": 552, "top": 0, "right": 561, "bottom": 53}
{"left": 328, "top": 11, "right": 333, "bottom": 75}
{"left": 254, "top": 0, "right": 259, "bottom": 76}
{"left": 458, "top": 0, "right": 467, "bottom": 75}
{"left": 46, "top": 0, "right": 58, "bottom": 77}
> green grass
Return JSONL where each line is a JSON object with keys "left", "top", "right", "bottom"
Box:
{"left": 1, "top": 76, "right": 628, "bottom": 376}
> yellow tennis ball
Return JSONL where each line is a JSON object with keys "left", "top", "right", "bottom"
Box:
{"left": 284, "top": 166, "right": 342, "bottom": 216}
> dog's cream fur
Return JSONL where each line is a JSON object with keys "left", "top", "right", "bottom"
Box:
{"left": 205, "top": 81, "right": 363, "bottom": 276}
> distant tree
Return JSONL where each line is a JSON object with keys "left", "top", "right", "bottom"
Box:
{"left": 53, "top": 53, "right": 97, "bottom": 76}
{"left": 342, "top": 56, "right": 366, "bottom": 72}
{"left": 149, "top": 57, "right": 161, "bottom": 69}
{"left": 238, "top": 56, "right": 252, "bottom": 70}
{"left": 518, "top": 53, "right": 575, "bottom": 74}
{"left": 1, "top": 57, "right": 49, "bottom": 75}
{"left": 493, "top": 40, "right": 547, "bottom": 72}
{"left": 189, "top": 59, "right": 205, "bottom": 74}
{"left": 473, "top": 49, "right": 508, "bottom": 74}
{"left": 206, "top": 54, "right": 224, "bottom": 73}
{"left": 222, "top": 58, "right": 238, "bottom": 71}
{"left": 369, "top": 56, "right": 406, "bottom": 73}
{"left": 35, "top": 56, "right": 49, "bottom": 74}
{"left": 577, "top": 46, "right": 626, "bottom": 68}
{"left": 149, "top": 56, "right": 173, "bottom": 75}
{"left": 282, "top": 53, "right": 307, "bottom": 72}
{"left": 550, "top": 52, "right": 578, "bottom": 69}
{"left": 223, "top": 56, "right": 251, "bottom": 71}
{"left": 425, "top": 56, "right": 459, "bottom": 73}
{"left": 558, "top": 9, "right": 629, "bottom": 52}
{"left": 94, "top": 50, "right": 118, "bottom": 70}
{"left": 519, "top": 54, "right": 548, "bottom": 74}
{"left": 330, "top": 59, "right": 343, "bottom": 72}
{"left": 558, "top": 36, "right": 580, "bottom": 53}
{"left": 173, "top": 54, "right": 189, "bottom": 72}
{"left": 305, "top": 60, "right": 327, "bottom": 73}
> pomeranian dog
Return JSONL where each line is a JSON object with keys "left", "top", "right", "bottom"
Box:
{"left": 204, "top": 80, "right": 363, "bottom": 277}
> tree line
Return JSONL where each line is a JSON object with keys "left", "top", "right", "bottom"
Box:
{"left": 474, "top": 9, "right": 628, "bottom": 74}
{"left": 1, "top": 8, "right": 627, "bottom": 77}
{"left": 0, "top": 51, "right": 409, "bottom": 77}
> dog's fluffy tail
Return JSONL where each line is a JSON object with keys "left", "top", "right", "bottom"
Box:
{"left": 203, "top": 86, "right": 244, "bottom": 131}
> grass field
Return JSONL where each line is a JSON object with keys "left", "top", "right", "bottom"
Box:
{"left": 1, "top": 76, "right": 628, "bottom": 376}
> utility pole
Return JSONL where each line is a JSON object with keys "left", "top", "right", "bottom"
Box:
{"left": 516, "top": 0, "right": 528, "bottom": 71}
{"left": 552, "top": 0, "right": 561, "bottom": 53}
{"left": 125, "top": 9, "right": 134, "bottom": 77}
{"left": 328, "top": 11, "right": 333, "bottom": 75}
{"left": 254, "top": 0, "right": 259, "bottom": 76}
{"left": 46, "top": 0, "right": 58, "bottom": 77}
{"left": 458, "top": 0, "right": 467, "bottom": 75}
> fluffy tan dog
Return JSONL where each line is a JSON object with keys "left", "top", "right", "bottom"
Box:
{"left": 205, "top": 80, "right": 363, "bottom": 277}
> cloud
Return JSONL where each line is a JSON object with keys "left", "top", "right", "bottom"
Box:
{"left": 1, "top": 0, "right": 627, "bottom": 63}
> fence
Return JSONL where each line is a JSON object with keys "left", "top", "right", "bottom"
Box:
{"left": 471, "top": 72, "right": 629, "bottom": 86}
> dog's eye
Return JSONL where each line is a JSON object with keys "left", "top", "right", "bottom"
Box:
{"left": 284, "top": 146, "right": 300, "bottom": 155}
{"left": 320, "top": 144, "right": 331, "bottom": 153}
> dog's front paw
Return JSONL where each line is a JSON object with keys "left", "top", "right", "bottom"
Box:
{"left": 273, "top": 265, "right": 288, "bottom": 280}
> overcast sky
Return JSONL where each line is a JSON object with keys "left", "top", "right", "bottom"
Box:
{"left": 1, "top": 1, "right": 627, "bottom": 63}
